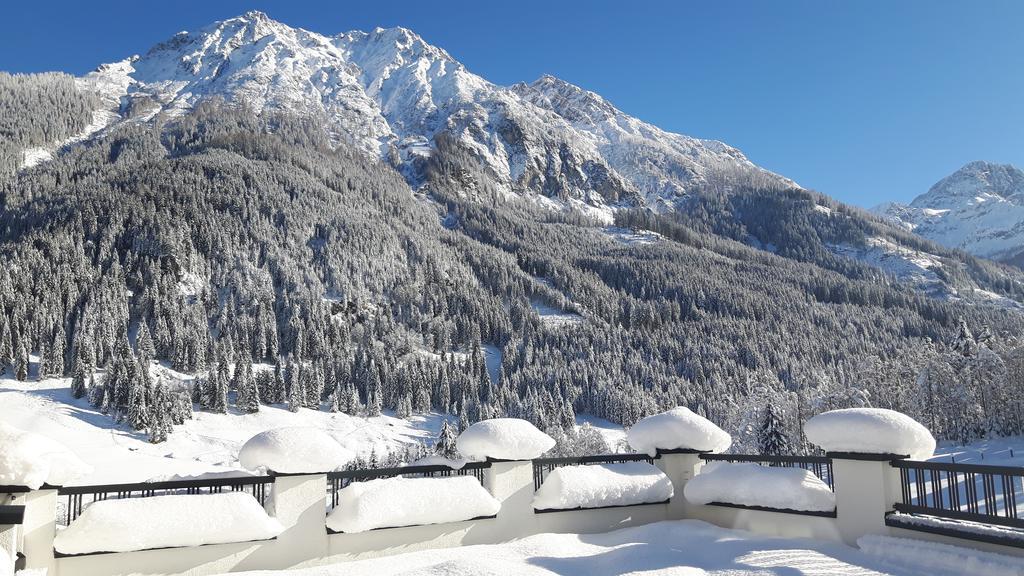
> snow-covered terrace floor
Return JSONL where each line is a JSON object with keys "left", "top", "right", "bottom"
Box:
{"left": 224, "top": 520, "right": 1017, "bottom": 576}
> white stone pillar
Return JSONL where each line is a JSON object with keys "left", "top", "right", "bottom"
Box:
{"left": 270, "top": 474, "right": 328, "bottom": 569}
{"left": 656, "top": 451, "right": 703, "bottom": 520}
{"left": 18, "top": 489, "right": 56, "bottom": 574}
{"left": 831, "top": 453, "right": 902, "bottom": 546}
{"left": 485, "top": 460, "right": 538, "bottom": 540}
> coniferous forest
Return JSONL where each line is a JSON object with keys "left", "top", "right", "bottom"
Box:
{"left": 3, "top": 73, "right": 1024, "bottom": 454}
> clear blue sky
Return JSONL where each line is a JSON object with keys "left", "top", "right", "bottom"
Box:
{"left": 3, "top": 0, "right": 1022, "bottom": 207}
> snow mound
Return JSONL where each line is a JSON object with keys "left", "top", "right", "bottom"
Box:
{"left": 327, "top": 476, "right": 500, "bottom": 533}
{"left": 858, "top": 534, "right": 1024, "bottom": 576}
{"left": 456, "top": 419, "right": 555, "bottom": 461}
{"left": 533, "top": 462, "right": 673, "bottom": 511}
{"left": 409, "top": 455, "right": 469, "bottom": 469}
{"left": 53, "top": 492, "right": 282, "bottom": 555}
{"left": 0, "top": 422, "right": 92, "bottom": 488}
{"left": 626, "top": 407, "right": 731, "bottom": 456}
{"left": 804, "top": 408, "right": 935, "bottom": 460}
{"left": 684, "top": 461, "right": 836, "bottom": 513}
{"left": 238, "top": 427, "right": 355, "bottom": 473}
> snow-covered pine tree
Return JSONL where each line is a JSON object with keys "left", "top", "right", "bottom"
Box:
{"left": 434, "top": 420, "right": 459, "bottom": 459}
{"left": 757, "top": 403, "right": 792, "bottom": 455}
{"left": 147, "top": 381, "right": 173, "bottom": 443}
{"left": 234, "top": 358, "right": 259, "bottom": 413}
{"left": 70, "top": 350, "right": 88, "bottom": 399}
{"left": 952, "top": 317, "right": 977, "bottom": 357}
{"left": 15, "top": 344, "right": 27, "bottom": 381}
{"left": 287, "top": 356, "right": 302, "bottom": 413}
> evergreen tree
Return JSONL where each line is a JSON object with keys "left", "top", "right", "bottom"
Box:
{"left": 70, "top": 350, "right": 88, "bottom": 399}
{"left": 757, "top": 403, "right": 792, "bottom": 456}
{"left": 234, "top": 358, "right": 259, "bottom": 413}
{"left": 434, "top": 420, "right": 459, "bottom": 459}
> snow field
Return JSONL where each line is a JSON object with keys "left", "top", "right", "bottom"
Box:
{"left": 858, "top": 534, "right": 1024, "bottom": 576}
{"left": 532, "top": 462, "right": 673, "bottom": 511}
{"left": 53, "top": 492, "right": 283, "bottom": 555}
{"left": 683, "top": 461, "right": 836, "bottom": 513}
{"left": 626, "top": 407, "right": 731, "bottom": 456}
{"left": 327, "top": 475, "right": 500, "bottom": 533}
{"left": 0, "top": 422, "right": 92, "bottom": 489}
{"left": 456, "top": 418, "right": 555, "bottom": 461}
{"left": 804, "top": 408, "right": 936, "bottom": 460}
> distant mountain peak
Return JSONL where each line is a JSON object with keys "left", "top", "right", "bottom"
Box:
{"left": 876, "top": 161, "right": 1024, "bottom": 263}
{"left": 76, "top": 12, "right": 791, "bottom": 215}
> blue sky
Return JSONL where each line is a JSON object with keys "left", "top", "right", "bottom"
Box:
{"left": 3, "top": 0, "right": 1022, "bottom": 207}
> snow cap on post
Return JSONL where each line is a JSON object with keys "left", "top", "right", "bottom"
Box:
{"left": 238, "top": 427, "right": 355, "bottom": 474}
{"left": 803, "top": 408, "right": 935, "bottom": 460}
{"left": 626, "top": 407, "right": 731, "bottom": 457}
{"left": 456, "top": 418, "right": 555, "bottom": 461}
{"left": 0, "top": 422, "right": 92, "bottom": 488}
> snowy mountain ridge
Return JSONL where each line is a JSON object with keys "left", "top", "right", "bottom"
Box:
{"left": 875, "top": 161, "right": 1024, "bottom": 265}
{"left": 76, "top": 11, "right": 793, "bottom": 217}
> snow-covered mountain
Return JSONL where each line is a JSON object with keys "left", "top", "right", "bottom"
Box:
{"left": 76, "top": 11, "right": 792, "bottom": 217}
{"left": 875, "top": 161, "right": 1024, "bottom": 265}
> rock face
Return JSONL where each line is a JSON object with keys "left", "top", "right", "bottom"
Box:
{"left": 79, "top": 11, "right": 792, "bottom": 217}
{"left": 876, "top": 161, "right": 1024, "bottom": 264}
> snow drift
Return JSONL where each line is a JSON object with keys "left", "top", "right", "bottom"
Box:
{"left": 626, "top": 407, "right": 731, "bottom": 456}
{"left": 456, "top": 418, "right": 555, "bottom": 461}
{"left": 533, "top": 462, "right": 673, "bottom": 511}
{"left": 804, "top": 408, "right": 935, "bottom": 460}
{"left": 327, "top": 476, "right": 500, "bottom": 533}
{"left": 0, "top": 422, "right": 92, "bottom": 488}
{"left": 859, "top": 534, "right": 1024, "bottom": 576}
{"left": 53, "top": 492, "right": 283, "bottom": 555}
{"left": 238, "top": 427, "right": 355, "bottom": 473}
{"left": 684, "top": 461, "right": 836, "bottom": 513}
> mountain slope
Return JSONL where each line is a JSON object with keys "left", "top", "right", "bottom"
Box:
{"left": 876, "top": 161, "right": 1024, "bottom": 264}
{"left": 72, "top": 11, "right": 790, "bottom": 217}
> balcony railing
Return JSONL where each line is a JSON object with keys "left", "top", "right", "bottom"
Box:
{"left": 887, "top": 459, "right": 1024, "bottom": 546}
{"left": 699, "top": 453, "right": 834, "bottom": 490}
{"left": 55, "top": 476, "right": 273, "bottom": 527}
{"left": 326, "top": 462, "right": 491, "bottom": 509}
{"left": 531, "top": 453, "right": 659, "bottom": 492}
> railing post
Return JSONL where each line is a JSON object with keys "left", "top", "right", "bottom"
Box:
{"left": 830, "top": 453, "right": 903, "bottom": 546}
{"left": 485, "top": 460, "right": 538, "bottom": 540}
{"left": 17, "top": 488, "right": 57, "bottom": 574}
{"left": 656, "top": 451, "right": 703, "bottom": 520}
{"left": 270, "top": 473, "right": 328, "bottom": 570}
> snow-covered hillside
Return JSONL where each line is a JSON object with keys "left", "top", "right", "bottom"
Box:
{"left": 71, "top": 11, "right": 791, "bottom": 214}
{"left": 876, "top": 161, "right": 1024, "bottom": 264}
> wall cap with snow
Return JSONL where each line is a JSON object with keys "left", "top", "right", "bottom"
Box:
{"left": 626, "top": 407, "right": 731, "bottom": 457}
{"left": 456, "top": 418, "right": 555, "bottom": 461}
{"left": 804, "top": 408, "right": 936, "bottom": 461}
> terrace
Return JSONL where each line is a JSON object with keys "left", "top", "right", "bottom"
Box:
{"left": 3, "top": 409, "right": 1024, "bottom": 575}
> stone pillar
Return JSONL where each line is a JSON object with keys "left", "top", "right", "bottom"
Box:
{"left": 485, "top": 461, "right": 538, "bottom": 540}
{"left": 656, "top": 451, "right": 703, "bottom": 520}
{"left": 18, "top": 489, "right": 56, "bottom": 574}
{"left": 831, "top": 453, "right": 902, "bottom": 546}
{"left": 270, "top": 474, "right": 329, "bottom": 569}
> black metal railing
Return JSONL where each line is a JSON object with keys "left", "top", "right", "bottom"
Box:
{"left": 326, "top": 462, "right": 491, "bottom": 509}
{"left": 890, "top": 459, "right": 1024, "bottom": 532}
{"left": 55, "top": 476, "right": 274, "bottom": 527}
{"left": 531, "top": 453, "right": 658, "bottom": 491}
{"left": 700, "top": 453, "right": 835, "bottom": 490}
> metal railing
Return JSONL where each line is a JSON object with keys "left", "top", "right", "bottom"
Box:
{"left": 55, "top": 476, "right": 273, "bottom": 527}
{"left": 700, "top": 453, "right": 835, "bottom": 490}
{"left": 531, "top": 453, "right": 658, "bottom": 491}
{"left": 890, "top": 459, "right": 1024, "bottom": 532}
{"left": 326, "top": 462, "right": 491, "bottom": 509}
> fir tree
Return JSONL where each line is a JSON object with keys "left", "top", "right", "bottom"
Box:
{"left": 434, "top": 420, "right": 459, "bottom": 459}
{"left": 757, "top": 403, "right": 792, "bottom": 456}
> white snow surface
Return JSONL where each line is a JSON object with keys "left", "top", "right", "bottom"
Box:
{"left": 456, "top": 418, "right": 555, "bottom": 461}
{"left": 0, "top": 548, "right": 10, "bottom": 576}
{"left": 626, "top": 407, "right": 731, "bottom": 456}
{"left": 804, "top": 408, "right": 936, "bottom": 460}
{"left": 0, "top": 422, "right": 92, "bottom": 488}
{"left": 683, "top": 461, "right": 836, "bottom": 513}
{"left": 53, "top": 492, "right": 282, "bottom": 555}
{"left": 859, "top": 534, "right": 1024, "bottom": 576}
{"left": 327, "top": 476, "right": 499, "bottom": 533}
{"left": 221, "top": 519, "right": 954, "bottom": 575}
{"left": 532, "top": 462, "right": 673, "bottom": 511}
{"left": 1, "top": 370, "right": 451, "bottom": 485}
{"left": 239, "top": 427, "right": 355, "bottom": 474}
